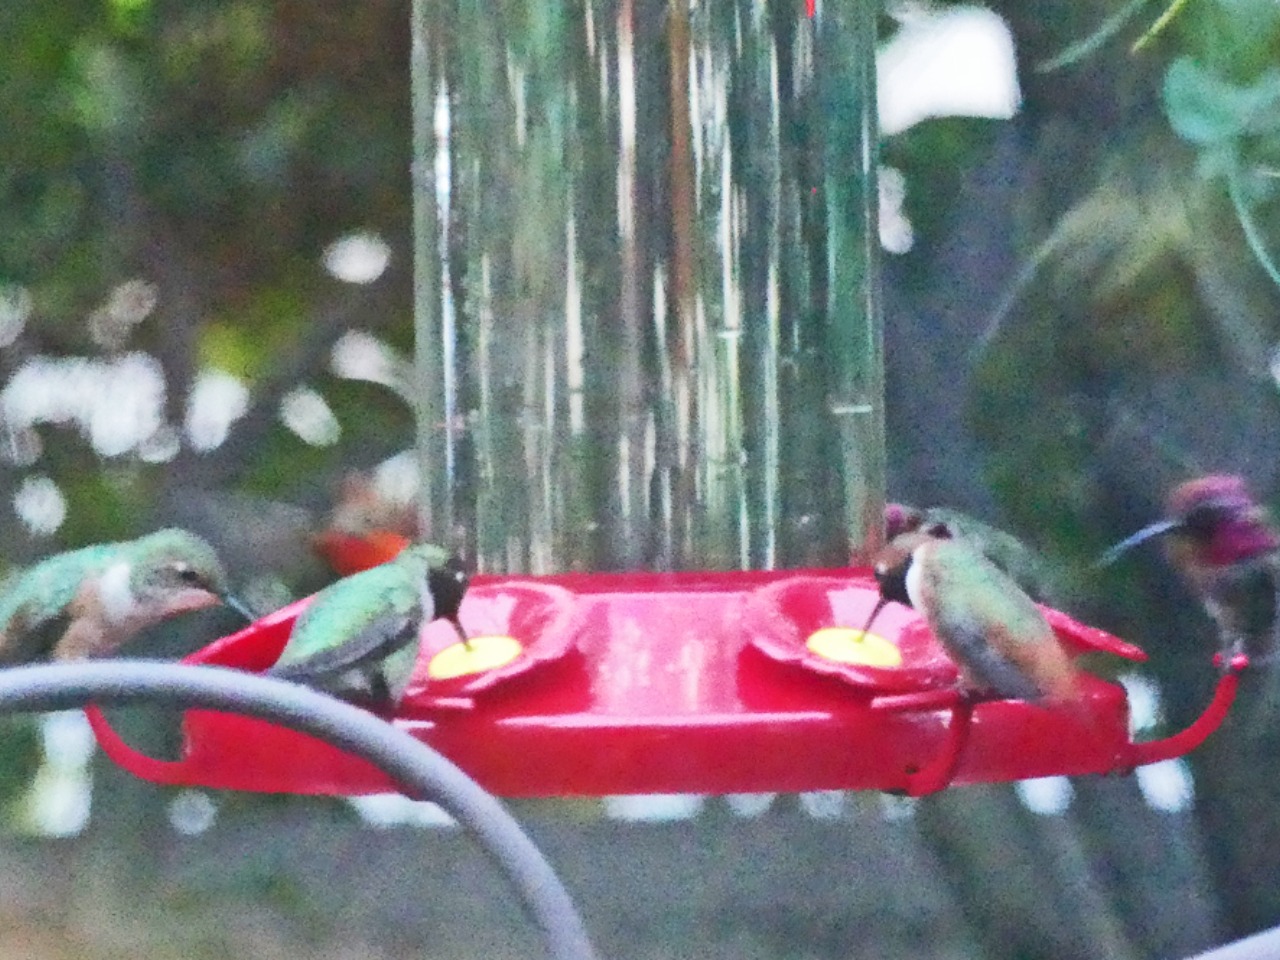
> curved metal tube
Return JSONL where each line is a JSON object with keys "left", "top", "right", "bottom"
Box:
{"left": 1183, "top": 925, "right": 1280, "bottom": 960}
{"left": 0, "top": 661, "right": 599, "bottom": 960}
{"left": 1125, "top": 654, "right": 1247, "bottom": 768}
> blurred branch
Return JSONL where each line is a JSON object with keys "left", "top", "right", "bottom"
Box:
{"left": 969, "top": 218, "right": 1070, "bottom": 364}
{"left": 169, "top": 267, "right": 410, "bottom": 489}
{"left": 1226, "top": 160, "right": 1280, "bottom": 294}
{"left": 1036, "top": 0, "right": 1152, "bottom": 73}
{"left": 1132, "top": 0, "right": 1193, "bottom": 53}
{"left": 1186, "top": 208, "right": 1275, "bottom": 381}
{"left": 141, "top": 224, "right": 208, "bottom": 433}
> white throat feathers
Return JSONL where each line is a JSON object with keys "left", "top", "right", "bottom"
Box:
{"left": 904, "top": 548, "right": 926, "bottom": 610}
{"left": 96, "top": 561, "right": 138, "bottom": 624}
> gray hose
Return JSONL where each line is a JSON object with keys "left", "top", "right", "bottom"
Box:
{"left": 0, "top": 661, "right": 599, "bottom": 960}
{"left": 1183, "top": 926, "right": 1280, "bottom": 960}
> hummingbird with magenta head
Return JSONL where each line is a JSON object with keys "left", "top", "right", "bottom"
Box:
{"left": 0, "top": 528, "right": 252, "bottom": 664}
{"left": 866, "top": 531, "right": 1080, "bottom": 703}
{"left": 1102, "top": 474, "right": 1280, "bottom": 664}
{"left": 268, "top": 542, "right": 469, "bottom": 709}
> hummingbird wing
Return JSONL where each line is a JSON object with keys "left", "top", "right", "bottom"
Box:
{"left": 0, "top": 545, "right": 118, "bottom": 656}
{"left": 0, "top": 608, "right": 73, "bottom": 665}
{"left": 921, "top": 539, "right": 1076, "bottom": 702}
{"left": 0, "top": 572, "right": 80, "bottom": 664}
{"left": 920, "top": 508, "right": 1063, "bottom": 605}
{"left": 941, "top": 619, "right": 1044, "bottom": 701}
{"left": 268, "top": 613, "right": 419, "bottom": 682}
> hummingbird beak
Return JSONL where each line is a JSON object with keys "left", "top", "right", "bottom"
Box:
{"left": 221, "top": 592, "right": 257, "bottom": 624}
{"left": 858, "top": 596, "right": 891, "bottom": 640}
{"left": 1097, "top": 518, "right": 1183, "bottom": 567}
{"left": 448, "top": 615, "right": 472, "bottom": 651}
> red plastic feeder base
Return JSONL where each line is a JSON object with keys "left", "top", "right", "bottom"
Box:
{"left": 86, "top": 569, "right": 1239, "bottom": 798}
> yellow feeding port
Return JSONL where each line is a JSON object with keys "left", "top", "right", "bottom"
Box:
{"left": 428, "top": 635, "right": 525, "bottom": 680}
{"left": 805, "top": 626, "right": 902, "bottom": 668}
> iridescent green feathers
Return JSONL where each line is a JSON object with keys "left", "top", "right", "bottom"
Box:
{"left": 0, "top": 529, "right": 234, "bottom": 664}
{"left": 269, "top": 543, "right": 467, "bottom": 707}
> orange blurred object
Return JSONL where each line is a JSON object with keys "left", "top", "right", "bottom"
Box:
{"left": 313, "top": 530, "right": 410, "bottom": 575}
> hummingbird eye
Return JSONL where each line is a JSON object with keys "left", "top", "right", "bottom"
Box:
{"left": 1182, "top": 499, "right": 1237, "bottom": 535}
{"left": 172, "top": 563, "right": 203, "bottom": 585}
{"left": 442, "top": 557, "right": 468, "bottom": 583}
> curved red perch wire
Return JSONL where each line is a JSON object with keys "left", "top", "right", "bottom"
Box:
{"left": 1123, "top": 653, "right": 1248, "bottom": 768}
{"left": 86, "top": 597, "right": 316, "bottom": 788}
{"left": 871, "top": 688, "right": 974, "bottom": 796}
{"left": 905, "top": 699, "right": 973, "bottom": 796}
{"left": 85, "top": 705, "right": 190, "bottom": 785}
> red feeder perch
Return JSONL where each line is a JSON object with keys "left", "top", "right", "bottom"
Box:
{"left": 86, "top": 566, "right": 1242, "bottom": 798}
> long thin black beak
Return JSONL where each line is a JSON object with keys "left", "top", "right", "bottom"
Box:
{"left": 449, "top": 614, "right": 471, "bottom": 650}
{"left": 221, "top": 593, "right": 257, "bottom": 624}
{"left": 858, "top": 596, "right": 891, "bottom": 640}
{"left": 1097, "top": 519, "right": 1183, "bottom": 567}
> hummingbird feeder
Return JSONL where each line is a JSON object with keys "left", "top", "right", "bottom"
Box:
{"left": 86, "top": 563, "right": 1244, "bottom": 797}
{"left": 89, "top": 0, "right": 1244, "bottom": 797}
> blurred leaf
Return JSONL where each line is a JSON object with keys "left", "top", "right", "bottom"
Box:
{"left": 1131, "top": 0, "right": 1191, "bottom": 52}
{"left": 1192, "top": 140, "right": 1240, "bottom": 179}
{"left": 1226, "top": 159, "right": 1280, "bottom": 290}
{"left": 107, "top": 0, "right": 150, "bottom": 35}
{"left": 236, "top": 92, "right": 316, "bottom": 185}
{"left": 1182, "top": 0, "right": 1280, "bottom": 77}
{"left": 199, "top": 322, "right": 258, "bottom": 379}
{"left": 1163, "top": 58, "right": 1280, "bottom": 145}
{"left": 0, "top": 718, "right": 42, "bottom": 816}
{"left": 67, "top": 42, "right": 146, "bottom": 139}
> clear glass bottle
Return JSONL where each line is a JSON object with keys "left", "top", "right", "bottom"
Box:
{"left": 411, "top": 0, "right": 884, "bottom": 574}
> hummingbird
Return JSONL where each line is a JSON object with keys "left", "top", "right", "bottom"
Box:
{"left": 885, "top": 502, "right": 1064, "bottom": 606}
{"left": 866, "top": 531, "right": 1080, "bottom": 703}
{"left": 0, "top": 528, "right": 252, "bottom": 664}
{"left": 267, "top": 542, "right": 469, "bottom": 709}
{"left": 322, "top": 471, "right": 421, "bottom": 541}
{"left": 1102, "top": 474, "right": 1280, "bottom": 663}
{"left": 312, "top": 471, "right": 420, "bottom": 575}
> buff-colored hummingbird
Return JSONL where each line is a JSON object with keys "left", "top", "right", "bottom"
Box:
{"left": 0, "top": 528, "right": 252, "bottom": 664}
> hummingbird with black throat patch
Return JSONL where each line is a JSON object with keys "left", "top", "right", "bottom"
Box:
{"left": 1102, "top": 474, "right": 1280, "bottom": 664}
{"left": 0, "top": 528, "right": 252, "bottom": 664}
{"left": 865, "top": 531, "right": 1080, "bottom": 703}
{"left": 268, "top": 542, "right": 469, "bottom": 709}
{"left": 885, "top": 502, "right": 1064, "bottom": 606}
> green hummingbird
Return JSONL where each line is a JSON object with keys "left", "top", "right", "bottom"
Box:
{"left": 0, "top": 528, "right": 251, "bottom": 664}
{"left": 267, "top": 542, "right": 469, "bottom": 708}
{"left": 867, "top": 531, "right": 1080, "bottom": 704}
{"left": 885, "top": 502, "right": 1065, "bottom": 607}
